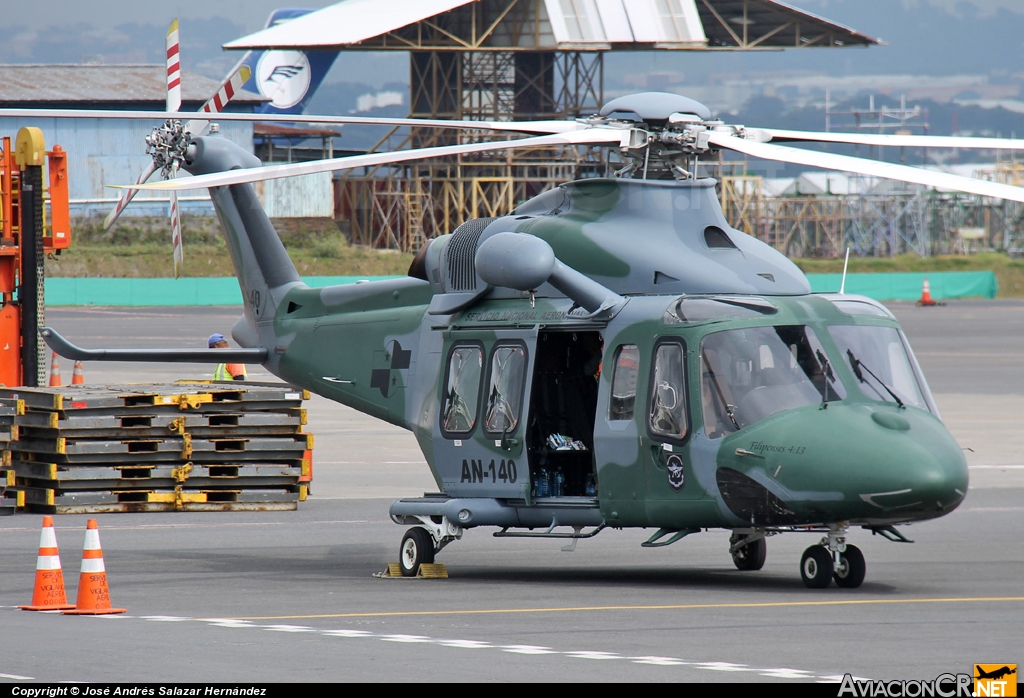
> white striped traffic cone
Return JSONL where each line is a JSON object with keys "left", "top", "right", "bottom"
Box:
{"left": 71, "top": 361, "right": 85, "bottom": 385}
{"left": 20, "top": 516, "right": 75, "bottom": 611}
{"left": 62, "top": 519, "right": 126, "bottom": 615}
{"left": 48, "top": 352, "right": 61, "bottom": 387}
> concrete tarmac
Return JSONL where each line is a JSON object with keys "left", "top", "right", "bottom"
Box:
{"left": 0, "top": 302, "right": 1019, "bottom": 683}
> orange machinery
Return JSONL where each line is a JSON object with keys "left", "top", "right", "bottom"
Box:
{"left": 0, "top": 127, "right": 72, "bottom": 387}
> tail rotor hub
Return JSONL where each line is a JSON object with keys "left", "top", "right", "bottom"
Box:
{"left": 145, "top": 119, "right": 192, "bottom": 178}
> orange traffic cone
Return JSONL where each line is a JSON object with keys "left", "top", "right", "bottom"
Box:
{"left": 917, "top": 277, "right": 939, "bottom": 307}
{"left": 71, "top": 361, "right": 85, "bottom": 385}
{"left": 62, "top": 519, "right": 126, "bottom": 615}
{"left": 20, "top": 516, "right": 75, "bottom": 611}
{"left": 48, "top": 352, "right": 61, "bottom": 387}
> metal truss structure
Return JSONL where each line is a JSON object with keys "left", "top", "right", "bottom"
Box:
{"left": 320, "top": 0, "right": 876, "bottom": 252}
{"left": 720, "top": 174, "right": 1024, "bottom": 258}
{"left": 341, "top": 50, "right": 603, "bottom": 251}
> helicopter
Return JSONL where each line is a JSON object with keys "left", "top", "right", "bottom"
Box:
{"left": 21, "top": 90, "right": 1024, "bottom": 589}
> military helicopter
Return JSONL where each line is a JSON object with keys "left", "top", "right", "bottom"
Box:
{"left": 20, "top": 90, "right": 1024, "bottom": 589}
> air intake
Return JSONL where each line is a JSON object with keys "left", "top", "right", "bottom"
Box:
{"left": 446, "top": 218, "right": 495, "bottom": 291}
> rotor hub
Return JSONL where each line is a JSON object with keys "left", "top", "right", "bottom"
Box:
{"left": 589, "top": 92, "right": 742, "bottom": 180}
{"left": 146, "top": 119, "right": 192, "bottom": 178}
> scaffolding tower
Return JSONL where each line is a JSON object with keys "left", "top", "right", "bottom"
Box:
{"left": 226, "top": 0, "right": 880, "bottom": 251}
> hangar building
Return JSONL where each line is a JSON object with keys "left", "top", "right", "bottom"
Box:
{"left": 0, "top": 64, "right": 262, "bottom": 218}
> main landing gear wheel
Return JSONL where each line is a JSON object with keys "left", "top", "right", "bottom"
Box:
{"left": 833, "top": 544, "right": 866, "bottom": 588}
{"left": 400, "top": 527, "right": 435, "bottom": 577}
{"left": 800, "top": 545, "right": 834, "bottom": 588}
{"left": 730, "top": 535, "right": 766, "bottom": 571}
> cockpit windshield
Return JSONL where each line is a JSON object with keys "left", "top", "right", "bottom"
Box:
{"left": 701, "top": 326, "right": 843, "bottom": 438}
{"left": 828, "top": 325, "right": 932, "bottom": 412}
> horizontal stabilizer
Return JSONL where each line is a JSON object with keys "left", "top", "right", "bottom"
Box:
{"left": 41, "top": 327, "right": 268, "bottom": 364}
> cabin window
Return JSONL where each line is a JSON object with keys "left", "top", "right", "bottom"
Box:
{"left": 701, "top": 326, "right": 843, "bottom": 437}
{"left": 441, "top": 345, "right": 483, "bottom": 435}
{"left": 484, "top": 344, "right": 527, "bottom": 434}
{"left": 828, "top": 325, "right": 931, "bottom": 412}
{"left": 609, "top": 345, "right": 640, "bottom": 420}
{"left": 648, "top": 342, "right": 688, "bottom": 440}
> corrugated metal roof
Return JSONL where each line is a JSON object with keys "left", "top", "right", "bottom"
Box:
{"left": 254, "top": 123, "right": 340, "bottom": 137}
{"left": 0, "top": 65, "right": 265, "bottom": 105}
{"left": 545, "top": 0, "right": 706, "bottom": 47}
{"left": 224, "top": 0, "right": 477, "bottom": 50}
{"left": 223, "top": 0, "right": 874, "bottom": 51}
{"left": 225, "top": 0, "right": 706, "bottom": 50}
{"left": 695, "top": 0, "right": 878, "bottom": 48}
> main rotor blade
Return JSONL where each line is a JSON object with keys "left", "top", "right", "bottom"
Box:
{"left": 0, "top": 108, "right": 581, "bottom": 135}
{"left": 708, "top": 132, "right": 1024, "bottom": 203}
{"left": 166, "top": 19, "right": 182, "bottom": 113}
{"left": 760, "top": 128, "right": 1024, "bottom": 150}
{"left": 102, "top": 160, "right": 159, "bottom": 229}
{"left": 185, "top": 65, "right": 253, "bottom": 136}
{"left": 123, "top": 129, "right": 630, "bottom": 192}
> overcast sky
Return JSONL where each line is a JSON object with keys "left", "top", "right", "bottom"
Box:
{"left": 5, "top": 0, "right": 1022, "bottom": 35}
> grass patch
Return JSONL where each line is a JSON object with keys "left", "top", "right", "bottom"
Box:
{"left": 54, "top": 216, "right": 414, "bottom": 278}
{"left": 48, "top": 243, "right": 414, "bottom": 278}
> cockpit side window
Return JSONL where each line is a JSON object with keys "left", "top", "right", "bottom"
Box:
{"left": 441, "top": 344, "right": 483, "bottom": 435}
{"left": 828, "top": 325, "right": 931, "bottom": 412}
{"left": 484, "top": 344, "right": 527, "bottom": 435}
{"left": 648, "top": 342, "right": 688, "bottom": 441}
{"left": 609, "top": 345, "right": 640, "bottom": 420}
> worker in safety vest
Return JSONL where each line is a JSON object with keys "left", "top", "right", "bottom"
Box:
{"left": 209, "top": 333, "right": 247, "bottom": 381}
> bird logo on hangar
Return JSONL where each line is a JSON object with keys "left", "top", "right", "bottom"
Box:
{"left": 370, "top": 340, "right": 411, "bottom": 398}
{"left": 256, "top": 50, "right": 311, "bottom": 110}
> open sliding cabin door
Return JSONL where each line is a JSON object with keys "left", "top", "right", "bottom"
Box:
{"left": 525, "top": 330, "right": 603, "bottom": 500}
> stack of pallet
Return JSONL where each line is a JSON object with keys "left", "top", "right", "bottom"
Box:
{"left": 0, "top": 382, "right": 313, "bottom": 514}
{"left": 0, "top": 400, "right": 21, "bottom": 514}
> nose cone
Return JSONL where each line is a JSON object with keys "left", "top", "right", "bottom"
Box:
{"left": 719, "top": 404, "right": 968, "bottom": 525}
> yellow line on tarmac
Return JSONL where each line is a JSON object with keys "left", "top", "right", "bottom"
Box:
{"left": 236, "top": 596, "right": 1024, "bottom": 621}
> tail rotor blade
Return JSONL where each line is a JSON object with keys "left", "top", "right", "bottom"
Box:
{"left": 103, "top": 160, "right": 159, "bottom": 229}
{"left": 185, "top": 65, "right": 252, "bottom": 136}
{"left": 167, "top": 165, "right": 184, "bottom": 279}
{"left": 171, "top": 189, "right": 183, "bottom": 279}
{"left": 166, "top": 19, "right": 182, "bottom": 113}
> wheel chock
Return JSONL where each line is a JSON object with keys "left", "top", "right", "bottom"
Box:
{"left": 417, "top": 563, "right": 448, "bottom": 579}
{"left": 373, "top": 562, "right": 448, "bottom": 579}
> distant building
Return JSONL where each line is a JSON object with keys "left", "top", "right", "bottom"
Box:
{"left": 0, "top": 64, "right": 264, "bottom": 218}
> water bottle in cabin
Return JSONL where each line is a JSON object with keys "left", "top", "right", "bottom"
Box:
{"left": 536, "top": 468, "right": 550, "bottom": 497}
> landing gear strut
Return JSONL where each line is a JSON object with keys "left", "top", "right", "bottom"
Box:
{"left": 800, "top": 525, "right": 866, "bottom": 589}
{"left": 729, "top": 531, "right": 766, "bottom": 571}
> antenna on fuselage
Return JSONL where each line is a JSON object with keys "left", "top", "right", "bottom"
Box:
{"left": 839, "top": 247, "right": 851, "bottom": 295}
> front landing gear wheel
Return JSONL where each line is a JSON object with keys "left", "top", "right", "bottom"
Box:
{"left": 833, "top": 544, "right": 866, "bottom": 588}
{"left": 730, "top": 535, "right": 766, "bottom": 571}
{"left": 400, "top": 527, "right": 435, "bottom": 577}
{"left": 800, "top": 545, "right": 834, "bottom": 588}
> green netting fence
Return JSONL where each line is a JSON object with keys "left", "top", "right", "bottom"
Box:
{"left": 43, "top": 271, "right": 997, "bottom": 306}
{"left": 806, "top": 271, "right": 997, "bottom": 301}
